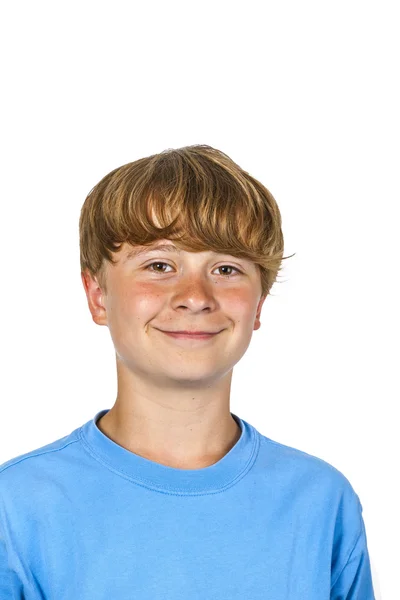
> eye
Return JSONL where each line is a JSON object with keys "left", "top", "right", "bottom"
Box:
{"left": 216, "top": 265, "right": 241, "bottom": 276}
{"left": 144, "top": 262, "right": 242, "bottom": 276}
{"left": 145, "top": 262, "right": 173, "bottom": 274}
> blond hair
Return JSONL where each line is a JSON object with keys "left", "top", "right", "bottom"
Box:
{"left": 79, "top": 145, "right": 293, "bottom": 297}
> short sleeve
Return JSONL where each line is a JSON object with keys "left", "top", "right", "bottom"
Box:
{"left": 330, "top": 511, "right": 375, "bottom": 599}
{"left": 0, "top": 502, "right": 24, "bottom": 600}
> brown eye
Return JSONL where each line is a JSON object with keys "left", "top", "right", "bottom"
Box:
{"left": 144, "top": 262, "right": 241, "bottom": 276}
{"left": 146, "top": 262, "right": 172, "bottom": 273}
{"left": 217, "top": 265, "right": 241, "bottom": 276}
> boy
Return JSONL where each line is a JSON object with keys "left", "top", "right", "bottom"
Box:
{"left": 0, "top": 145, "right": 375, "bottom": 598}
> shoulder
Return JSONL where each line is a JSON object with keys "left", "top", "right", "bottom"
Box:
{"left": 256, "top": 432, "right": 362, "bottom": 512}
{"left": 0, "top": 426, "right": 82, "bottom": 502}
{"left": 259, "top": 432, "right": 353, "bottom": 478}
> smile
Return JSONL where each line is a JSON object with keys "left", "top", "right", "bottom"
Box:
{"left": 159, "top": 331, "right": 221, "bottom": 341}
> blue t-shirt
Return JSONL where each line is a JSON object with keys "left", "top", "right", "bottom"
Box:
{"left": 0, "top": 409, "right": 375, "bottom": 599}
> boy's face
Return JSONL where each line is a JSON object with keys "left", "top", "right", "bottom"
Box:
{"left": 82, "top": 239, "right": 267, "bottom": 387}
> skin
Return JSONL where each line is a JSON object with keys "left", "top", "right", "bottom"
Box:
{"left": 81, "top": 238, "right": 267, "bottom": 470}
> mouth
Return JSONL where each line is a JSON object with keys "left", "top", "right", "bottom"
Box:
{"left": 157, "top": 329, "right": 222, "bottom": 340}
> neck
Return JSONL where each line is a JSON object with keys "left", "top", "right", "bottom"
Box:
{"left": 96, "top": 356, "right": 242, "bottom": 468}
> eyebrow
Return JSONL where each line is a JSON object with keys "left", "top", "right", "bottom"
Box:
{"left": 123, "top": 243, "right": 252, "bottom": 266}
{"left": 123, "top": 244, "right": 182, "bottom": 262}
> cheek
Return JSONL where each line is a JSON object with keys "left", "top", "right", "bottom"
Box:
{"left": 113, "top": 285, "right": 163, "bottom": 322}
{"left": 223, "top": 289, "right": 257, "bottom": 322}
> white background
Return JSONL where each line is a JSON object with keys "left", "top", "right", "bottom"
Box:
{"left": 1, "top": 1, "right": 398, "bottom": 597}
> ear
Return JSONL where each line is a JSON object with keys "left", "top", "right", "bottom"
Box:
{"left": 253, "top": 294, "right": 267, "bottom": 331}
{"left": 81, "top": 271, "right": 108, "bottom": 326}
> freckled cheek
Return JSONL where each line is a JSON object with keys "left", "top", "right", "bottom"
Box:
{"left": 223, "top": 289, "right": 255, "bottom": 316}
{"left": 117, "top": 288, "right": 164, "bottom": 322}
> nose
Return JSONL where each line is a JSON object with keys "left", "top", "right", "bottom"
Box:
{"left": 171, "top": 275, "right": 218, "bottom": 312}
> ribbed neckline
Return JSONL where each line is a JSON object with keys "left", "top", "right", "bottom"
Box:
{"left": 80, "top": 409, "right": 260, "bottom": 495}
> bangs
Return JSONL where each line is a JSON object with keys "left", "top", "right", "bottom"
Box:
{"left": 79, "top": 145, "right": 291, "bottom": 296}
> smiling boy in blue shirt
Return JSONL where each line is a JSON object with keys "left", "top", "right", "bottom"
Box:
{"left": 0, "top": 144, "right": 375, "bottom": 598}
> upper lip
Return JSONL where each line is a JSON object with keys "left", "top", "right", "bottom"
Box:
{"left": 159, "top": 329, "right": 222, "bottom": 335}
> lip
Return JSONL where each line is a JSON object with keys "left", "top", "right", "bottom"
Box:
{"left": 158, "top": 329, "right": 222, "bottom": 340}
{"left": 161, "top": 330, "right": 222, "bottom": 335}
